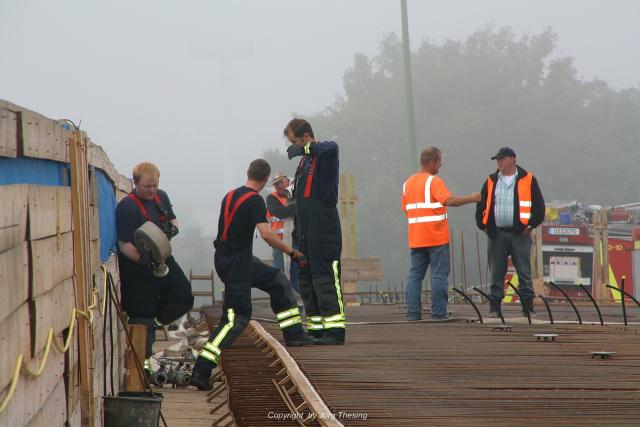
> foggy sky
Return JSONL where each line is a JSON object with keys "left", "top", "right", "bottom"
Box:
{"left": 1, "top": 0, "right": 639, "bottom": 237}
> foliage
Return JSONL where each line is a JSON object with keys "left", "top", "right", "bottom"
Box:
{"left": 264, "top": 27, "right": 640, "bottom": 281}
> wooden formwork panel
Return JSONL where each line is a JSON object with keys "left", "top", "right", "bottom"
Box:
{"left": 87, "top": 140, "right": 117, "bottom": 185}
{"left": 90, "top": 239, "right": 101, "bottom": 275}
{"left": 67, "top": 402, "right": 81, "bottom": 427}
{"left": 0, "top": 242, "right": 29, "bottom": 323}
{"left": 25, "top": 377, "right": 67, "bottom": 427}
{"left": 28, "top": 185, "right": 72, "bottom": 241}
{"left": 117, "top": 189, "right": 129, "bottom": 202}
{"left": 89, "top": 205, "right": 100, "bottom": 241}
{"left": 0, "top": 344, "right": 65, "bottom": 427}
{"left": 0, "top": 184, "right": 28, "bottom": 253}
{"left": 30, "top": 232, "right": 74, "bottom": 299}
{"left": 32, "top": 277, "right": 75, "bottom": 356}
{"left": 0, "top": 107, "right": 18, "bottom": 158}
{"left": 116, "top": 173, "right": 132, "bottom": 194}
{"left": 65, "top": 327, "right": 80, "bottom": 422}
{"left": 0, "top": 302, "right": 30, "bottom": 391}
{"left": 20, "top": 110, "right": 70, "bottom": 162}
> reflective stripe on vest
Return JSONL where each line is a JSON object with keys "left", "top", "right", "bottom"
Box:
{"left": 221, "top": 189, "right": 257, "bottom": 241}
{"left": 404, "top": 175, "right": 444, "bottom": 211}
{"left": 128, "top": 193, "right": 166, "bottom": 224}
{"left": 482, "top": 173, "right": 534, "bottom": 226}
{"left": 403, "top": 175, "right": 448, "bottom": 224}
{"left": 403, "top": 173, "right": 449, "bottom": 248}
{"left": 266, "top": 192, "right": 286, "bottom": 239}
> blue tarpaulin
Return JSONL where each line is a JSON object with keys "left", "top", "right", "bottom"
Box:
{"left": 0, "top": 157, "right": 117, "bottom": 262}
{"left": 0, "top": 157, "right": 69, "bottom": 186}
{"left": 96, "top": 169, "right": 117, "bottom": 261}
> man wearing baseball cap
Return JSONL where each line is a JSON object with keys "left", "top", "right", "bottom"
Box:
{"left": 475, "top": 147, "right": 545, "bottom": 318}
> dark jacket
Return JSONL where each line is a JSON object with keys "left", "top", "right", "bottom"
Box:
{"left": 294, "top": 141, "right": 339, "bottom": 206}
{"left": 475, "top": 165, "right": 545, "bottom": 237}
{"left": 266, "top": 193, "right": 296, "bottom": 219}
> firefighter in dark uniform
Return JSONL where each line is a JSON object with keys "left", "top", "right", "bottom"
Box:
{"left": 284, "top": 118, "right": 346, "bottom": 345}
{"left": 190, "top": 159, "right": 315, "bottom": 391}
{"left": 116, "top": 162, "right": 194, "bottom": 372}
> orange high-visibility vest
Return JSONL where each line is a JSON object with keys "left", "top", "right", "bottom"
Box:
{"left": 266, "top": 192, "right": 287, "bottom": 239}
{"left": 402, "top": 173, "right": 451, "bottom": 248}
{"left": 482, "top": 173, "right": 533, "bottom": 226}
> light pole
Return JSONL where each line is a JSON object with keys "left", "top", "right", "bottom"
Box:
{"left": 401, "top": 0, "right": 418, "bottom": 171}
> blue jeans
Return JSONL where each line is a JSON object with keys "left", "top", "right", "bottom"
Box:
{"left": 406, "top": 245, "right": 450, "bottom": 319}
{"left": 272, "top": 248, "right": 284, "bottom": 271}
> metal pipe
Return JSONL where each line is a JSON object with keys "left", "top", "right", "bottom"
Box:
{"left": 506, "top": 282, "right": 531, "bottom": 325}
{"left": 538, "top": 295, "right": 554, "bottom": 325}
{"left": 621, "top": 276, "right": 627, "bottom": 326}
{"left": 473, "top": 286, "right": 504, "bottom": 325}
{"left": 578, "top": 284, "right": 604, "bottom": 326}
{"left": 607, "top": 281, "right": 640, "bottom": 324}
{"left": 452, "top": 287, "right": 483, "bottom": 324}
{"left": 549, "top": 281, "right": 582, "bottom": 325}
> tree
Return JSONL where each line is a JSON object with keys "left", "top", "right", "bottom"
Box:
{"left": 264, "top": 27, "right": 640, "bottom": 283}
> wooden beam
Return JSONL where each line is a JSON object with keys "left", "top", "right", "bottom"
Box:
{"left": 68, "top": 130, "right": 94, "bottom": 426}
{"left": 341, "top": 257, "right": 383, "bottom": 282}
{"left": 123, "top": 324, "right": 147, "bottom": 392}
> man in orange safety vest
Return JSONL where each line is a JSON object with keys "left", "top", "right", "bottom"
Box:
{"left": 402, "top": 147, "right": 480, "bottom": 321}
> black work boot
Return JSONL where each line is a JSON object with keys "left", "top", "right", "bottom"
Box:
{"left": 314, "top": 328, "right": 345, "bottom": 345}
{"left": 283, "top": 325, "right": 316, "bottom": 347}
{"left": 523, "top": 299, "right": 536, "bottom": 318}
{"left": 308, "top": 330, "right": 324, "bottom": 339}
{"left": 489, "top": 300, "right": 502, "bottom": 318}
{"left": 190, "top": 370, "right": 213, "bottom": 391}
{"left": 190, "top": 357, "right": 216, "bottom": 391}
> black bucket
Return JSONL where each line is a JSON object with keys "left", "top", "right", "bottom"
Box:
{"left": 103, "top": 392, "right": 163, "bottom": 427}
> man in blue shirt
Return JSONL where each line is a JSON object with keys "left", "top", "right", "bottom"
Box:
{"left": 475, "top": 147, "right": 545, "bottom": 317}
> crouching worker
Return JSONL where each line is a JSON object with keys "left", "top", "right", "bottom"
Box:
{"left": 116, "top": 162, "right": 194, "bottom": 373}
{"left": 190, "top": 159, "right": 315, "bottom": 390}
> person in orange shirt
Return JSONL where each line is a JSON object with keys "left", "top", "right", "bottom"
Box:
{"left": 402, "top": 147, "right": 480, "bottom": 320}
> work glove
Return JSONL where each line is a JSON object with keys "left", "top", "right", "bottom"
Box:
{"left": 139, "top": 249, "right": 153, "bottom": 267}
{"left": 164, "top": 223, "right": 179, "bottom": 240}
{"left": 289, "top": 249, "right": 307, "bottom": 269}
{"left": 287, "top": 144, "right": 305, "bottom": 159}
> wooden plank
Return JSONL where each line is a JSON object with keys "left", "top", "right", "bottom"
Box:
{"left": 52, "top": 123, "right": 70, "bottom": 163}
{"left": 30, "top": 232, "right": 74, "bottom": 299}
{"left": 69, "top": 130, "right": 94, "bottom": 425}
{"left": 0, "top": 344, "right": 65, "bottom": 427}
{"left": 64, "top": 328, "right": 80, "bottom": 423}
{"left": 0, "top": 107, "right": 18, "bottom": 158}
{"left": 90, "top": 239, "right": 101, "bottom": 274}
{"left": 123, "top": 324, "right": 147, "bottom": 392}
{"left": 26, "top": 377, "right": 67, "bottom": 427}
{"left": 20, "top": 110, "right": 55, "bottom": 160}
{"left": 67, "top": 402, "right": 81, "bottom": 427}
{"left": 32, "top": 277, "right": 75, "bottom": 356}
{"left": 0, "top": 302, "right": 30, "bottom": 391}
{"left": 116, "top": 174, "right": 132, "bottom": 194}
{"left": 28, "top": 185, "right": 72, "bottom": 241}
{"left": 89, "top": 206, "right": 99, "bottom": 241}
{"left": 341, "top": 257, "right": 383, "bottom": 282}
{"left": 0, "top": 184, "right": 28, "bottom": 253}
{"left": 249, "top": 321, "right": 342, "bottom": 427}
{"left": 0, "top": 242, "right": 29, "bottom": 323}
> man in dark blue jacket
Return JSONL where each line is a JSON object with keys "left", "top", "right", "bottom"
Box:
{"left": 285, "top": 118, "right": 345, "bottom": 345}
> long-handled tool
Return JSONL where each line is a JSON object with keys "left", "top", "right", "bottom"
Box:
{"left": 107, "top": 272, "right": 169, "bottom": 427}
